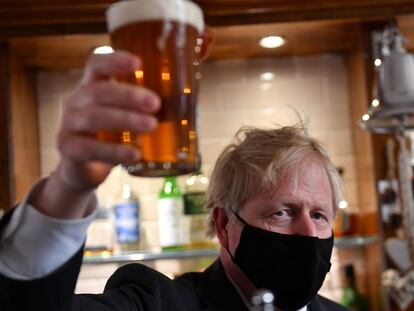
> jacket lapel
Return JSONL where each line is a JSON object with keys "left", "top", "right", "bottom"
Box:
{"left": 195, "top": 261, "right": 336, "bottom": 311}
{"left": 196, "top": 259, "right": 249, "bottom": 311}
{"left": 308, "top": 295, "right": 326, "bottom": 311}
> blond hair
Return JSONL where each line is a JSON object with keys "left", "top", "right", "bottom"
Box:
{"left": 205, "top": 124, "right": 343, "bottom": 237}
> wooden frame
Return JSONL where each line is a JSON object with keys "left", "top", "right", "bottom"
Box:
{"left": 0, "top": 42, "right": 12, "bottom": 211}
{"left": 0, "top": 0, "right": 413, "bottom": 38}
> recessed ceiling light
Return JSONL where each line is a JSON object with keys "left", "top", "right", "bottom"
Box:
{"left": 259, "top": 36, "right": 285, "bottom": 49}
{"left": 374, "top": 58, "right": 382, "bottom": 67}
{"left": 93, "top": 45, "right": 114, "bottom": 54}
{"left": 260, "top": 72, "right": 275, "bottom": 81}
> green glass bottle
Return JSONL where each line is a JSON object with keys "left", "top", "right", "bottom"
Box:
{"left": 157, "top": 176, "right": 185, "bottom": 251}
{"left": 341, "top": 264, "right": 369, "bottom": 311}
{"left": 183, "top": 170, "right": 216, "bottom": 250}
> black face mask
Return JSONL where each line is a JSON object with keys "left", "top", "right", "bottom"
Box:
{"left": 228, "top": 213, "right": 334, "bottom": 311}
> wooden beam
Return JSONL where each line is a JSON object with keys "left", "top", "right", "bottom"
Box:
{"left": 0, "top": 0, "right": 113, "bottom": 7}
{"left": 10, "top": 53, "right": 41, "bottom": 204}
{"left": 198, "top": 0, "right": 414, "bottom": 26}
{"left": 346, "top": 23, "right": 389, "bottom": 311}
{"left": 347, "top": 36, "right": 380, "bottom": 235}
{"left": 0, "top": 42, "right": 13, "bottom": 212}
{"left": 0, "top": 0, "right": 413, "bottom": 38}
{"left": 9, "top": 19, "right": 361, "bottom": 71}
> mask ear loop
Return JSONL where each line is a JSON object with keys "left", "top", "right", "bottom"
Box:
{"left": 225, "top": 246, "right": 236, "bottom": 261}
{"left": 225, "top": 210, "right": 249, "bottom": 261}
{"left": 231, "top": 209, "right": 248, "bottom": 226}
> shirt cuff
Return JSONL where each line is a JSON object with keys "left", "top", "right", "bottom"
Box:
{"left": 0, "top": 178, "right": 98, "bottom": 280}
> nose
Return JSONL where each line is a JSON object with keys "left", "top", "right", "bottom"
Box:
{"left": 293, "top": 214, "right": 316, "bottom": 237}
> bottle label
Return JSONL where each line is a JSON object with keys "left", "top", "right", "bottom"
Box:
{"left": 158, "top": 198, "right": 184, "bottom": 247}
{"left": 184, "top": 192, "right": 207, "bottom": 215}
{"left": 114, "top": 201, "right": 140, "bottom": 244}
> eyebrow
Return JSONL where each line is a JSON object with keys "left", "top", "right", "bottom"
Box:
{"left": 278, "top": 198, "right": 334, "bottom": 217}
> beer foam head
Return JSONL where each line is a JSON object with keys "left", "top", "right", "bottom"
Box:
{"left": 107, "top": 0, "right": 204, "bottom": 34}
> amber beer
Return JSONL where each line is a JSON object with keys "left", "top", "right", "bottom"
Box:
{"left": 104, "top": 0, "right": 204, "bottom": 177}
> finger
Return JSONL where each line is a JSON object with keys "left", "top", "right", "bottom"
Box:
{"left": 64, "top": 106, "right": 158, "bottom": 134}
{"left": 74, "top": 81, "right": 161, "bottom": 113}
{"left": 81, "top": 51, "right": 140, "bottom": 85}
{"left": 58, "top": 135, "right": 141, "bottom": 164}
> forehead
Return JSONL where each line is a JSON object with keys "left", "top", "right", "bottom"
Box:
{"left": 277, "top": 160, "right": 332, "bottom": 199}
{"left": 243, "top": 158, "right": 334, "bottom": 216}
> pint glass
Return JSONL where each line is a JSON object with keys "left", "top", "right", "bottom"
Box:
{"left": 104, "top": 0, "right": 204, "bottom": 177}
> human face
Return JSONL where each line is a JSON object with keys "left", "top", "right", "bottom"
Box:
{"left": 224, "top": 157, "right": 334, "bottom": 255}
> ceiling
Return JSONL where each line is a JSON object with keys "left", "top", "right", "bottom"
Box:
{"left": 4, "top": 1, "right": 414, "bottom": 71}
{"left": 11, "top": 16, "right": 414, "bottom": 71}
{"left": 1, "top": 0, "right": 414, "bottom": 37}
{"left": 11, "top": 19, "right": 362, "bottom": 71}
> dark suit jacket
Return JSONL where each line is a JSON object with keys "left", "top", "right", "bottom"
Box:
{"left": 0, "top": 210, "right": 350, "bottom": 311}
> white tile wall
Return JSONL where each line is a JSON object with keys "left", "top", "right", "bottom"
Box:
{"left": 37, "top": 54, "right": 360, "bottom": 299}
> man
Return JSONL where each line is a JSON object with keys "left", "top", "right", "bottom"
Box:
{"left": 0, "top": 51, "right": 351, "bottom": 311}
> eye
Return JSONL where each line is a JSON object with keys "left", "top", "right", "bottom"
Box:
{"left": 267, "top": 209, "right": 293, "bottom": 227}
{"left": 274, "top": 209, "right": 292, "bottom": 218}
{"left": 312, "top": 211, "right": 328, "bottom": 221}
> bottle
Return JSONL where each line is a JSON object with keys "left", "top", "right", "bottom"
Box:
{"left": 333, "top": 168, "right": 353, "bottom": 237}
{"left": 341, "top": 264, "right": 369, "bottom": 311}
{"left": 158, "top": 177, "right": 185, "bottom": 251}
{"left": 113, "top": 179, "right": 141, "bottom": 252}
{"left": 84, "top": 200, "right": 114, "bottom": 256}
{"left": 183, "top": 171, "right": 216, "bottom": 249}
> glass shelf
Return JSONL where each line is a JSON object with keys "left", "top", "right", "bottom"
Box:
{"left": 83, "top": 236, "right": 379, "bottom": 264}
{"left": 334, "top": 235, "right": 379, "bottom": 248}
{"left": 83, "top": 248, "right": 220, "bottom": 265}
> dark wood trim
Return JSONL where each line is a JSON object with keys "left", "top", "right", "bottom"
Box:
{"left": 9, "top": 52, "right": 41, "bottom": 205}
{"left": 0, "top": 1, "right": 413, "bottom": 38}
{"left": 0, "top": 42, "right": 12, "bottom": 212}
{"left": 346, "top": 23, "right": 386, "bottom": 311}
{"left": 200, "top": 0, "right": 414, "bottom": 26}
{"left": 0, "top": 0, "right": 113, "bottom": 8}
{"left": 0, "top": 23, "right": 107, "bottom": 40}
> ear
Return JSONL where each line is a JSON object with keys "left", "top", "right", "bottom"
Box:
{"left": 212, "top": 207, "right": 229, "bottom": 248}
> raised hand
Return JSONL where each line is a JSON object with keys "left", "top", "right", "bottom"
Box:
{"left": 32, "top": 51, "right": 160, "bottom": 219}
